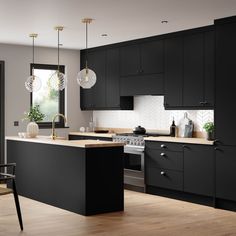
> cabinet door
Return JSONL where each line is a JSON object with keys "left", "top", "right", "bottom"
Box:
{"left": 88, "top": 50, "right": 106, "bottom": 108}
{"left": 120, "top": 44, "right": 140, "bottom": 77}
{"left": 164, "top": 37, "right": 183, "bottom": 107}
{"left": 106, "top": 48, "right": 120, "bottom": 108}
{"left": 216, "top": 146, "right": 236, "bottom": 201}
{"left": 215, "top": 22, "right": 236, "bottom": 145}
{"left": 204, "top": 30, "right": 215, "bottom": 107}
{"left": 140, "top": 40, "right": 164, "bottom": 74}
{"left": 184, "top": 144, "right": 214, "bottom": 197}
{"left": 183, "top": 33, "right": 204, "bottom": 107}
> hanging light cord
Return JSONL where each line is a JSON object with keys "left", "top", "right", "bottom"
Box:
{"left": 85, "top": 21, "right": 88, "bottom": 69}
{"left": 32, "top": 35, "right": 35, "bottom": 78}
{"left": 57, "top": 28, "right": 60, "bottom": 73}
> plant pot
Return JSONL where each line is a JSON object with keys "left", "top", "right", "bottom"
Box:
{"left": 206, "top": 131, "right": 214, "bottom": 141}
{"left": 27, "top": 122, "right": 39, "bottom": 138}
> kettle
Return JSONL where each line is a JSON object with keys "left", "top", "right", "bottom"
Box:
{"left": 133, "top": 126, "right": 146, "bottom": 135}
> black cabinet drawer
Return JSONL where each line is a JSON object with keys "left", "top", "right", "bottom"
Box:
{"left": 145, "top": 141, "right": 183, "bottom": 152}
{"left": 145, "top": 149, "right": 183, "bottom": 171}
{"left": 146, "top": 167, "right": 183, "bottom": 191}
{"left": 68, "top": 135, "right": 112, "bottom": 141}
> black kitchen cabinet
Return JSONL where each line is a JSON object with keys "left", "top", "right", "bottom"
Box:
{"left": 164, "top": 27, "right": 214, "bottom": 109}
{"left": 145, "top": 141, "right": 183, "bottom": 191}
{"left": 215, "top": 17, "right": 236, "bottom": 146}
{"left": 80, "top": 50, "right": 106, "bottom": 109}
{"left": 215, "top": 145, "right": 236, "bottom": 202}
{"left": 80, "top": 48, "right": 133, "bottom": 110}
{"left": 183, "top": 144, "right": 214, "bottom": 197}
{"left": 120, "top": 40, "right": 164, "bottom": 96}
{"left": 164, "top": 36, "right": 183, "bottom": 107}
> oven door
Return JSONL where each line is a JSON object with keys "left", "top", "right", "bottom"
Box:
{"left": 123, "top": 145, "right": 144, "bottom": 188}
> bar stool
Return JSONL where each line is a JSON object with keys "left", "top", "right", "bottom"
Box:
{"left": 0, "top": 163, "right": 23, "bottom": 231}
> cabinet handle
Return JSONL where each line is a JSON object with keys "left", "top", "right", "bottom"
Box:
{"left": 160, "top": 171, "right": 165, "bottom": 176}
{"left": 160, "top": 152, "right": 166, "bottom": 157}
{"left": 161, "top": 144, "right": 166, "bottom": 148}
{"left": 140, "top": 69, "right": 144, "bottom": 73}
{"left": 183, "top": 145, "right": 189, "bottom": 149}
{"left": 215, "top": 147, "right": 220, "bottom": 151}
{"left": 214, "top": 139, "right": 221, "bottom": 145}
{"left": 200, "top": 101, "right": 208, "bottom": 105}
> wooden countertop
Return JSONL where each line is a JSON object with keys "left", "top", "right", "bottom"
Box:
{"left": 69, "top": 132, "right": 115, "bottom": 138}
{"left": 6, "top": 136, "right": 124, "bottom": 148}
{"left": 144, "top": 136, "right": 214, "bottom": 145}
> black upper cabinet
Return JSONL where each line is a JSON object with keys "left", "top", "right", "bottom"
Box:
{"left": 88, "top": 50, "right": 106, "bottom": 109}
{"left": 80, "top": 48, "right": 133, "bottom": 110}
{"left": 183, "top": 33, "right": 204, "bottom": 107}
{"left": 215, "top": 18, "right": 236, "bottom": 146}
{"left": 184, "top": 144, "right": 214, "bottom": 197}
{"left": 120, "top": 44, "right": 140, "bottom": 76}
{"left": 164, "top": 27, "right": 215, "bottom": 109}
{"left": 120, "top": 40, "right": 164, "bottom": 96}
{"left": 164, "top": 37, "right": 183, "bottom": 107}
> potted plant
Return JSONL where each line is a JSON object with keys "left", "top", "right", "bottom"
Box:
{"left": 23, "top": 105, "right": 45, "bottom": 138}
{"left": 203, "top": 122, "right": 214, "bottom": 141}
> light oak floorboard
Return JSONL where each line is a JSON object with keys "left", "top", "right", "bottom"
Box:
{"left": 0, "top": 188, "right": 236, "bottom": 236}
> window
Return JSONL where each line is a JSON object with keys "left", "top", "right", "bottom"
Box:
{"left": 30, "top": 63, "right": 66, "bottom": 128}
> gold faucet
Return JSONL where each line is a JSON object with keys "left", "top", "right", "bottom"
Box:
{"left": 51, "top": 113, "right": 67, "bottom": 140}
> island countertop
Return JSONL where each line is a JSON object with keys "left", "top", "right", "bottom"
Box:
{"left": 6, "top": 136, "right": 124, "bottom": 148}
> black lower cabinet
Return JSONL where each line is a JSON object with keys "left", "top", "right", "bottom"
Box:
{"left": 145, "top": 141, "right": 184, "bottom": 191}
{"left": 215, "top": 145, "right": 236, "bottom": 202}
{"left": 146, "top": 168, "right": 183, "bottom": 191}
{"left": 183, "top": 144, "right": 214, "bottom": 197}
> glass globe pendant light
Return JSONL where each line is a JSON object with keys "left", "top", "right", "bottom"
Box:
{"left": 49, "top": 26, "right": 67, "bottom": 91}
{"left": 25, "top": 33, "right": 42, "bottom": 92}
{"left": 77, "top": 18, "right": 96, "bottom": 89}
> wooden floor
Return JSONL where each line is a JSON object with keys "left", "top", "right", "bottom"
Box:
{"left": 1, "top": 189, "right": 236, "bottom": 236}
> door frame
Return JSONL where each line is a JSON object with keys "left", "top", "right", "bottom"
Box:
{"left": 0, "top": 61, "right": 5, "bottom": 164}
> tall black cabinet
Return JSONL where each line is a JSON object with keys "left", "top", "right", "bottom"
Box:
{"left": 0, "top": 61, "right": 4, "bottom": 164}
{"left": 215, "top": 16, "right": 236, "bottom": 203}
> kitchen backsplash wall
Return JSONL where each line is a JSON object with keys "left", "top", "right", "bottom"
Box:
{"left": 93, "top": 96, "right": 214, "bottom": 132}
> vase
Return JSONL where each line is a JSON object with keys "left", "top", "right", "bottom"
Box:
{"left": 27, "top": 122, "right": 39, "bottom": 138}
{"left": 206, "top": 131, "right": 214, "bottom": 141}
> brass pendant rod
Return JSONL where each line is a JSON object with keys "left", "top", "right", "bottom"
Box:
{"left": 57, "top": 28, "right": 60, "bottom": 72}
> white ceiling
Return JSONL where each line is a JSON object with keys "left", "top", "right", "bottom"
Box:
{"left": 0, "top": 0, "right": 236, "bottom": 49}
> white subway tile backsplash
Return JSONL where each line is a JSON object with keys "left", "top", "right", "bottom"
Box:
{"left": 93, "top": 96, "right": 214, "bottom": 131}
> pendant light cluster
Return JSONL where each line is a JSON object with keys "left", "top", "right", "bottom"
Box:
{"left": 25, "top": 33, "right": 42, "bottom": 92}
{"left": 25, "top": 18, "right": 96, "bottom": 92}
{"left": 77, "top": 18, "right": 96, "bottom": 89}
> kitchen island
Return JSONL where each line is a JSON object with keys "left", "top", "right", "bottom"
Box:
{"left": 6, "top": 136, "right": 124, "bottom": 216}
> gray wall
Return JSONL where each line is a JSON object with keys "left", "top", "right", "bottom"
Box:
{"left": 0, "top": 43, "right": 92, "bottom": 137}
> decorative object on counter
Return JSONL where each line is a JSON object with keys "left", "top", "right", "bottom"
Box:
{"left": 184, "top": 120, "right": 194, "bottom": 138}
{"left": 178, "top": 112, "right": 193, "bottom": 137}
{"left": 25, "top": 33, "right": 42, "bottom": 92}
{"left": 79, "top": 127, "right": 85, "bottom": 132}
{"left": 49, "top": 26, "right": 67, "bottom": 91}
{"left": 23, "top": 105, "right": 45, "bottom": 138}
{"left": 133, "top": 125, "right": 146, "bottom": 135}
{"left": 77, "top": 18, "right": 97, "bottom": 89}
{"left": 203, "top": 122, "right": 214, "bottom": 141}
{"left": 170, "top": 117, "right": 177, "bottom": 137}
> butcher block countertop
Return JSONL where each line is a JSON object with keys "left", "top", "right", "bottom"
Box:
{"left": 144, "top": 136, "right": 214, "bottom": 145}
{"left": 69, "top": 132, "right": 114, "bottom": 138}
{"left": 6, "top": 136, "right": 124, "bottom": 148}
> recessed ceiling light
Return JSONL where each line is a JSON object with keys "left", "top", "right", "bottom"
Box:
{"left": 101, "top": 34, "right": 108, "bottom": 37}
{"left": 161, "top": 20, "right": 168, "bottom": 24}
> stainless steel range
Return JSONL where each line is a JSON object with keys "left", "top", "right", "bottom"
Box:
{"left": 113, "top": 133, "right": 146, "bottom": 192}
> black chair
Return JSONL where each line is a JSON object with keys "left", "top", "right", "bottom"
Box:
{"left": 0, "top": 163, "right": 23, "bottom": 231}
